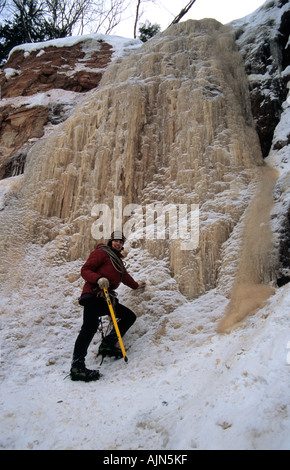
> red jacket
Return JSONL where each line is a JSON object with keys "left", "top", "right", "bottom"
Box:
{"left": 81, "top": 244, "right": 139, "bottom": 295}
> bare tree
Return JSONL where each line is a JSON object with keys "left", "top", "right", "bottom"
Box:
{"left": 133, "top": 0, "right": 155, "bottom": 38}
{"left": 133, "top": 0, "right": 140, "bottom": 38}
{"left": 168, "top": 0, "right": 197, "bottom": 27}
{"left": 71, "top": 0, "right": 127, "bottom": 35}
{"left": 0, "top": 0, "right": 128, "bottom": 64}
{"left": 44, "top": 0, "right": 90, "bottom": 36}
{"left": 93, "top": 0, "right": 127, "bottom": 34}
{"left": 0, "top": 0, "right": 7, "bottom": 14}
{"left": 1, "top": 0, "right": 127, "bottom": 36}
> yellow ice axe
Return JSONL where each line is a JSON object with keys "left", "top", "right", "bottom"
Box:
{"left": 103, "top": 288, "right": 128, "bottom": 363}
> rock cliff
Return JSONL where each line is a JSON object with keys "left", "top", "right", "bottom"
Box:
{"left": 0, "top": 19, "right": 263, "bottom": 299}
{"left": 1, "top": 2, "right": 290, "bottom": 450}
{"left": 0, "top": 0, "right": 289, "bottom": 301}
{"left": 231, "top": 0, "right": 290, "bottom": 158}
{"left": 0, "top": 34, "right": 141, "bottom": 178}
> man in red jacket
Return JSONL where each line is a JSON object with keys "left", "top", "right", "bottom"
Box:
{"left": 70, "top": 231, "right": 145, "bottom": 382}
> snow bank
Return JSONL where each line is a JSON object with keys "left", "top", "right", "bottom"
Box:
{"left": 8, "top": 33, "right": 142, "bottom": 62}
{"left": 266, "top": 85, "right": 290, "bottom": 175}
{"left": 0, "top": 239, "right": 289, "bottom": 450}
{"left": 1, "top": 3, "right": 290, "bottom": 451}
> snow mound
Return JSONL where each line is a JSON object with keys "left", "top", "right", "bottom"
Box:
{"left": 0, "top": 242, "right": 289, "bottom": 450}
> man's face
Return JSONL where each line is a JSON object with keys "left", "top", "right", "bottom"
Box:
{"left": 111, "top": 239, "right": 124, "bottom": 251}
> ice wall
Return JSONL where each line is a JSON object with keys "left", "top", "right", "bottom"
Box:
{"left": 1, "top": 19, "right": 266, "bottom": 298}
{"left": 217, "top": 165, "right": 279, "bottom": 331}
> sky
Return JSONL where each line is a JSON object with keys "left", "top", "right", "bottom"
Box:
{"left": 113, "top": 0, "right": 267, "bottom": 38}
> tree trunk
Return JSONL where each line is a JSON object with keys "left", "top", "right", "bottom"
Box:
{"left": 168, "top": 0, "right": 197, "bottom": 27}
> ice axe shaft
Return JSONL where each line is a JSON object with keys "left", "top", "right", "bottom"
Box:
{"left": 103, "top": 288, "right": 128, "bottom": 363}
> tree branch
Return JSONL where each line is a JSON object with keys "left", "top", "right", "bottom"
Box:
{"left": 168, "top": 0, "right": 197, "bottom": 27}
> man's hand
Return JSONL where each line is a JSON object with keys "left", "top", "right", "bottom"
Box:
{"left": 97, "top": 277, "right": 110, "bottom": 290}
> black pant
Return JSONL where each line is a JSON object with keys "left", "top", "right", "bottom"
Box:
{"left": 72, "top": 295, "right": 136, "bottom": 365}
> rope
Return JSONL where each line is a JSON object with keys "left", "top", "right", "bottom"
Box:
{"left": 98, "top": 245, "right": 125, "bottom": 281}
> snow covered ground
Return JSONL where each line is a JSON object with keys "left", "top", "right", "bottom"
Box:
{"left": 0, "top": 228, "right": 289, "bottom": 450}
{"left": 1, "top": 89, "right": 289, "bottom": 448}
{"left": 1, "top": 2, "right": 290, "bottom": 451}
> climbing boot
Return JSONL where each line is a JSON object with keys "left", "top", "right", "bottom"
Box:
{"left": 98, "top": 343, "right": 123, "bottom": 360}
{"left": 70, "top": 365, "right": 101, "bottom": 382}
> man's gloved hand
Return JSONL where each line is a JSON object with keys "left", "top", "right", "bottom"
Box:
{"left": 97, "top": 277, "right": 110, "bottom": 290}
{"left": 137, "top": 280, "right": 146, "bottom": 289}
